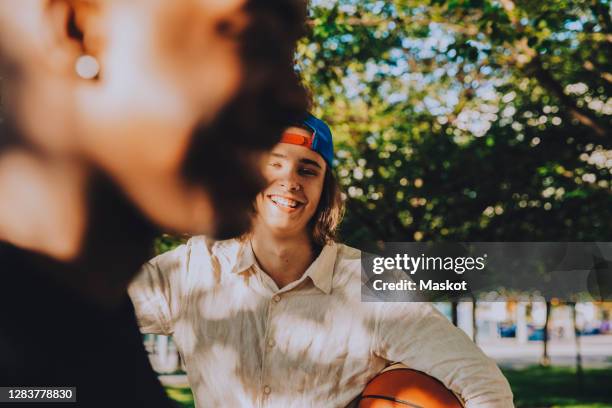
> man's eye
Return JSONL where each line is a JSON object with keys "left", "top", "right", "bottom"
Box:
{"left": 300, "top": 168, "right": 317, "bottom": 176}
{"left": 269, "top": 162, "right": 282, "bottom": 168}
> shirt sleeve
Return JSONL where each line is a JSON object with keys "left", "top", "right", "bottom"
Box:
{"left": 373, "top": 302, "right": 514, "bottom": 408}
{"left": 128, "top": 243, "right": 189, "bottom": 335}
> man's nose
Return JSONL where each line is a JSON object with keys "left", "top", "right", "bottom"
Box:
{"left": 279, "top": 174, "right": 301, "bottom": 192}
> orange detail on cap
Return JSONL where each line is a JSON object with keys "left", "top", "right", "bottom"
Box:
{"left": 281, "top": 131, "right": 314, "bottom": 148}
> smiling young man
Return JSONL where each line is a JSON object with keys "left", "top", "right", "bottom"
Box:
{"left": 129, "top": 115, "right": 515, "bottom": 408}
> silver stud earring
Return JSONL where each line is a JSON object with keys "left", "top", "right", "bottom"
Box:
{"left": 75, "top": 55, "right": 100, "bottom": 80}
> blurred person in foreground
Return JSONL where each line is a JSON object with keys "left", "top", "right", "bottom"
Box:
{"left": 0, "top": 0, "right": 308, "bottom": 406}
{"left": 130, "top": 115, "right": 515, "bottom": 407}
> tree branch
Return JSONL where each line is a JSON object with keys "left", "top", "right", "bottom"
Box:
{"left": 526, "top": 57, "right": 608, "bottom": 137}
{"left": 583, "top": 61, "right": 612, "bottom": 85}
{"left": 498, "top": 0, "right": 609, "bottom": 137}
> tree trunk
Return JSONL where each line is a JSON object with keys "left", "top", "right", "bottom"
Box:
{"left": 540, "top": 301, "right": 551, "bottom": 366}
{"left": 472, "top": 297, "right": 478, "bottom": 342}
{"left": 570, "top": 302, "right": 584, "bottom": 391}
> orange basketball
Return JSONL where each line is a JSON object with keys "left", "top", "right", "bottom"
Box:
{"left": 359, "top": 366, "right": 464, "bottom": 408}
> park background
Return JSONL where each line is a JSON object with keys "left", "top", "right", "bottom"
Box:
{"left": 153, "top": 0, "right": 612, "bottom": 407}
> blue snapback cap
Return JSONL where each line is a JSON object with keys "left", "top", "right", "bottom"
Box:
{"left": 301, "top": 114, "right": 334, "bottom": 166}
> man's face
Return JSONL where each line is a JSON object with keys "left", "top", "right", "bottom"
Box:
{"left": 75, "top": 0, "right": 244, "bottom": 172}
{"left": 0, "top": 0, "right": 243, "bottom": 165}
{"left": 73, "top": 0, "right": 250, "bottom": 235}
{"left": 0, "top": 0, "right": 307, "bottom": 238}
{"left": 255, "top": 132, "right": 327, "bottom": 238}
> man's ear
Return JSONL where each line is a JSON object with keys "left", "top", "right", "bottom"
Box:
{"left": 44, "top": 0, "right": 97, "bottom": 76}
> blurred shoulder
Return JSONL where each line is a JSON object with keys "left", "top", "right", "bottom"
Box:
{"left": 144, "top": 236, "right": 245, "bottom": 289}
{"left": 147, "top": 235, "right": 218, "bottom": 273}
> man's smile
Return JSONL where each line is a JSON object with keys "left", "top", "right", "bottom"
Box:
{"left": 267, "top": 194, "right": 305, "bottom": 212}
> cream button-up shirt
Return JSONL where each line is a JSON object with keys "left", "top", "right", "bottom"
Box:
{"left": 129, "top": 237, "right": 514, "bottom": 408}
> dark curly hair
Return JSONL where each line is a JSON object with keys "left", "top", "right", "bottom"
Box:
{"left": 182, "top": 0, "right": 311, "bottom": 239}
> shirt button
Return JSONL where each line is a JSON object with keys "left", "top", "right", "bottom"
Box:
{"left": 263, "top": 385, "right": 271, "bottom": 395}
{"left": 267, "top": 339, "right": 276, "bottom": 348}
{"left": 272, "top": 295, "right": 281, "bottom": 303}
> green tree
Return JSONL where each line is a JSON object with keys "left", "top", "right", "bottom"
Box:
{"left": 298, "top": 0, "right": 611, "bottom": 246}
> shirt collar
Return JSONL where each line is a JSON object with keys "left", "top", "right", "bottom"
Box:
{"left": 228, "top": 239, "right": 338, "bottom": 295}
{"left": 305, "top": 243, "right": 337, "bottom": 294}
{"left": 234, "top": 239, "right": 257, "bottom": 274}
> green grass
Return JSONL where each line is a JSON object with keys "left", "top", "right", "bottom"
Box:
{"left": 502, "top": 366, "right": 612, "bottom": 408}
{"left": 164, "top": 366, "right": 612, "bottom": 408}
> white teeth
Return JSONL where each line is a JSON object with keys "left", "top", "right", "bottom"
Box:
{"left": 270, "top": 196, "right": 299, "bottom": 208}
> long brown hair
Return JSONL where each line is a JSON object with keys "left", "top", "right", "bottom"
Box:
{"left": 310, "top": 167, "right": 345, "bottom": 246}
